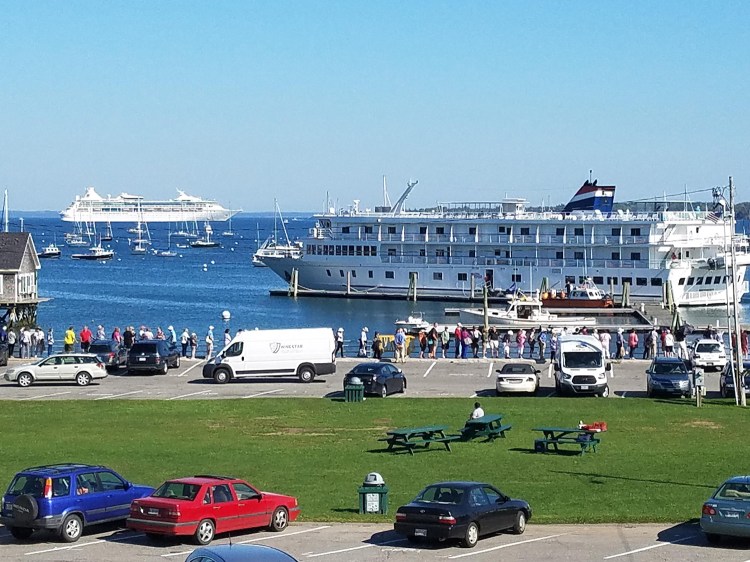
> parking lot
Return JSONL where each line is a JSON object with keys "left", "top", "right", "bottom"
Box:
{"left": 1, "top": 520, "right": 747, "bottom": 562}
{"left": 0, "top": 356, "right": 726, "bottom": 401}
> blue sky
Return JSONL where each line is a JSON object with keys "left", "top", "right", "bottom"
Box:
{"left": 1, "top": 1, "right": 748, "bottom": 212}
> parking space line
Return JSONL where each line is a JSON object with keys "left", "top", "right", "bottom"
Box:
{"left": 160, "top": 526, "right": 332, "bottom": 557}
{"left": 25, "top": 539, "right": 105, "bottom": 555}
{"left": 447, "top": 533, "right": 565, "bottom": 559}
{"left": 19, "top": 391, "right": 71, "bottom": 400}
{"left": 242, "top": 389, "right": 283, "bottom": 399}
{"left": 178, "top": 360, "right": 208, "bottom": 377}
{"left": 603, "top": 535, "right": 694, "bottom": 559}
{"left": 423, "top": 361, "right": 437, "bottom": 378}
{"left": 306, "top": 538, "right": 405, "bottom": 557}
{"left": 487, "top": 362, "right": 494, "bottom": 377}
{"left": 93, "top": 390, "right": 143, "bottom": 400}
{"left": 166, "top": 390, "right": 213, "bottom": 400}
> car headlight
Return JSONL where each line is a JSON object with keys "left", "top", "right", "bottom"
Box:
{"left": 597, "top": 374, "right": 605, "bottom": 380}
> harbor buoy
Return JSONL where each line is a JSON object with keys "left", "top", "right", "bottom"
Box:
{"left": 222, "top": 310, "right": 231, "bottom": 320}
{"left": 210, "top": 260, "right": 215, "bottom": 265}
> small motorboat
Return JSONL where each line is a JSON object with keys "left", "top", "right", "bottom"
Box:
{"left": 394, "top": 312, "right": 431, "bottom": 332}
{"left": 71, "top": 244, "right": 114, "bottom": 261}
{"left": 458, "top": 296, "right": 595, "bottom": 328}
{"left": 542, "top": 279, "right": 615, "bottom": 309}
{"left": 38, "top": 243, "right": 61, "bottom": 259}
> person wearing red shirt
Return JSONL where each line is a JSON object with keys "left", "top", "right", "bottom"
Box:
{"left": 79, "top": 325, "right": 93, "bottom": 353}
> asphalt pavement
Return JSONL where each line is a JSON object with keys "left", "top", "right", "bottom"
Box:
{"left": 0, "top": 355, "right": 725, "bottom": 400}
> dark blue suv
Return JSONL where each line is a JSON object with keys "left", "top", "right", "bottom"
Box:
{"left": 1, "top": 463, "right": 153, "bottom": 542}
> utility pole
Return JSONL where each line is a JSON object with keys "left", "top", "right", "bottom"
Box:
{"left": 729, "top": 176, "right": 747, "bottom": 407}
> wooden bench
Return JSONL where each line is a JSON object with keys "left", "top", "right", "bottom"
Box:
{"left": 534, "top": 436, "right": 600, "bottom": 454}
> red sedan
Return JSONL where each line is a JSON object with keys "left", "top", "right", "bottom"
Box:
{"left": 126, "top": 475, "right": 300, "bottom": 545}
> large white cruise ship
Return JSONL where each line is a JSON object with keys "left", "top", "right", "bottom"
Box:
{"left": 60, "top": 187, "right": 240, "bottom": 223}
{"left": 264, "top": 179, "right": 750, "bottom": 307}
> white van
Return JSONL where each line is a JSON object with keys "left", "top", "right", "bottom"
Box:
{"left": 202, "top": 328, "right": 336, "bottom": 383}
{"left": 554, "top": 335, "right": 610, "bottom": 397}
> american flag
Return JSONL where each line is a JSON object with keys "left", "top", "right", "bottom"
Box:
{"left": 706, "top": 212, "right": 721, "bottom": 223}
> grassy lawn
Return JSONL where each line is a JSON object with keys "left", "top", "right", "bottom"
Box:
{"left": 0, "top": 397, "right": 741, "bottom": 523}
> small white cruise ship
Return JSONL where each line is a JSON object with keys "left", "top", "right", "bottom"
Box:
{"left": 60, "top": 187, "right": 240, "bottom": 223}
{"left": 263, "top": 179, "right": 750, "bottom": 307}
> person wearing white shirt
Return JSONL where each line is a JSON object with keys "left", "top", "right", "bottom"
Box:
{"left": 469, "top": 402, "right": 485, "bottom": 420}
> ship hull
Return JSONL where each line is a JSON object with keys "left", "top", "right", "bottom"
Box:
{"left": 61, "top": 208, "right": 237, "bottom": 223}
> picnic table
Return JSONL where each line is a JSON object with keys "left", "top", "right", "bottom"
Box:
{"left": 460, "top": 414, "right": 512, "bottom": 442}
{"left": 533, "top": 427, "right": 602, "bottom": 454}
{"left": 380, "top": 425, "right": 453, "bottom": 455}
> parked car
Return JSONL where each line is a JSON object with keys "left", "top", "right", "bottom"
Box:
{"left": 0, "top": 463, "right": 153, "bottom": 542}
{"left": 689, "top": 338, "right": 728, "bottom": 371}
{"left": 3, "top": 354, "right": 107, "bottom": 387}
{"left": 186, "top": 545, "right": 298, "bottom": 562}
{"left": 495, "top": 363, "right": 540, "bottom": 395}
{"left": 126, "top": 340, "right": 180, "bottom": 375}
{"left": 646, "top": 356, "right": 692, "bottom": 398}
{"left": 394, "top": 481, "right": 531, "bottom": 548}
{"left": 554, "top": 336, "right": 610, "bottom": 397}
{"left": 342, "top": 362, "right": 407, "bottom": 397}
{"left": 701, "top": 475, "right": 750, "bottom": 543}
{"left": 720, "top": 361, "right": 750, "bottom": 398}
{"left": 127, "top": 475, "right": 300, "bottom": 545}
{"left": 88, "top": 339, "right": 127, "bottom": 372}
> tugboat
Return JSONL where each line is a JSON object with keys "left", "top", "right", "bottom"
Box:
{"left": 38, "top": 242, "right": 62, "bottom": 259}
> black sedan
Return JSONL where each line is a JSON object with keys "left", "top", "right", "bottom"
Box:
{"left": 343, "top": 362, "right": 406, "bottom": 397}
{"left": 394, "top": 481, "right": 531, "bottom": 548}
{"left": 720, "top": 361, "right": 750, "bottom": 398}
{"left": 88, "top": 339, "right": 128, "bottom": 372}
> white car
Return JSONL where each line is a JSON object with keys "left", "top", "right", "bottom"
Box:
{"left": 496, "top": 363, "right": 541, "bottom": 395}
{"left": 3, "top": 354, "right": 107, "bottom": 387}
{"left": 690, "top": 339, "right": 728, "bottom": 371}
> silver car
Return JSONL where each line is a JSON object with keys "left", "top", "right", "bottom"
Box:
{"left": 3, "top": 354, "right": 107, "bottom": 387}
{"left": 186, "top": 544, "right": 298, "bottom": 561}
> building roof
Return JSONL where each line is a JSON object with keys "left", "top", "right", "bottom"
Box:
{"left": 0, "top": 232, "right": 37, "bottom": 271}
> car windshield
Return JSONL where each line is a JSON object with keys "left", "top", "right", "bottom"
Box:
{"left": 715, "top": 482, "right": 750, "bottom": 500}
{"left": 563, "top": 352, "right": 602, "bottom": 369}
{"left": 651, "top": 362, "right": 687, "bottom": 376}
{"left": 697, "top": 343, "right": 722, "bottom": 353}
{"left": 500, "top": 365, "right": 534, "bottom": 374}
{"left": 131, "top": 344, "right": 157, "bottom": 354}
{"left": 153, "top": 481, "right": 201, "bottom": 501}
{"left": 416, "top": 485, "right": 465, "bottom": 504}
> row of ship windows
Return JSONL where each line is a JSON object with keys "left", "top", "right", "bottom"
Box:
{"left": 677, "top": 275, "right": 737, "bottom": 286}
{"left": 307, "top": 244, "right": 643, "bottom": 261}
{"left": 307, "top": 245, "right": 378, "bottom": 256}
{"left": 340, "top": 226, "right": 647, "bottom": 237}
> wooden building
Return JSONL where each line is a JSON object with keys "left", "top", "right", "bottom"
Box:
{"left": 0, "top": 232, "right": 42, "bottom": 328}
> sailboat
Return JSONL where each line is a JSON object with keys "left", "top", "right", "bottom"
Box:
{"left": 221, "top": 215, "right": 235, "bottom": 237}
{"left": 101, "top": 222, "right": 113, "bottom": 241}
{"left": 252, "top": 199, "right": 302, "bottom": 266}
{"left": 130, "top": 202, "right": 152, "bottom": 254}
{"left": 190, "top": 223, "right": 221, "bottom": 248}
{"left": 155, "top": 233, "right": 178, "bottom": 257}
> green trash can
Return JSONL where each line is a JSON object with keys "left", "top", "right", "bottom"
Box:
{"left": 345, "top": 384, "right": 365, "bottom": 402}
{"left": 358, "top": 472, "right": 388, "bottom": 514}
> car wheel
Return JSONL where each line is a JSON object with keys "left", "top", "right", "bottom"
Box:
{"left": 17, "top": 372, "right": 33, "bottom": 387}
{"left": 9, "top": 527, "right": 34, "bottom": 540}
{"left": 60, "top": 514, "right": 83, "bottom": 543}
{"left": 76, "top": 372, "right": 92, "bottom": 386}
{"left": 599, "top": 385, "right": 609, "bottom": 398}
{"left": 496, "top": 389, "right": 502, "bottom": 397}
{"left": 511, "top": 510, "right": 526, "bottom": 534}
{"left": 646, "top": 387, "right": 654, "bottom": 398}
{"left": 399, "top": 378, "right": 406, "bottom": 393}
{"left": 160, "top": 362, "right": 168, "bottom": 375}
{"left": 174, "top": 356, "right": 180, "bottom": 368}
{"left": 213, "top": 368, "right": 230, "bottom": 384}
{"left": 194, "top": 519, "right": 215, "bottom": 545}
{"left": 705, "top": 533, "right": 721, "bottom": 545}
{"left": 269, "top": 506, "right": 289, "bottom": 532}
{"left": 12, "top": 495, "right": 39, "bottom": 524}
{"left": 461, "top": 522, "right": 479, "bottom": 548}
{"left": 380, "top": 385, "right": 388, "bottom": 398}
{"left": 298, "top": 366, "right": 315, "bottom": 383}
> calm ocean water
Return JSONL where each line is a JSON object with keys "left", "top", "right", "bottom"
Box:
{"left": 10, "top": 214, "right": 749, "bottom": 351}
